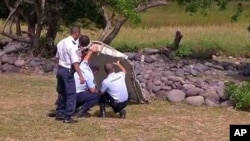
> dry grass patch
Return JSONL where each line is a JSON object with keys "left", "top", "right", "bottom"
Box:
{"left": 0, "top": 74, "right": 250, "bottom": 141}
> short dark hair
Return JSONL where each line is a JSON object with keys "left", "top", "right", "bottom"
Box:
{"left": 89, "top": 63, "right": 99, "bottom": 72}
{"left": 70, "top": 26, "right": 80, "bottom": 34}
{"left": 79, "top": 35, "right": 90, "bottom": 47}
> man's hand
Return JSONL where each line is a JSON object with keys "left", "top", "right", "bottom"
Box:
{"left": 113, "top": 60, "right": 120, "bottom": 66}
{"left": 89, "top": 44, "right": 100, "bottom": 53}
{"left": 79, "top": 76, "right": 85, "bottom": 84}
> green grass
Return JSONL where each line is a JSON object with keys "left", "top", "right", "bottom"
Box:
{"left": 0, "top": 74, "right": 250, "bottom": 140}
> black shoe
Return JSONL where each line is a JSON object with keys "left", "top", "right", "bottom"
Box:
{"left": 47, "top": 112, "right": 56, "bottom": 117}
{"left": 55, "top": 115, "right": 64, "bottom": 121}
{"left": 119, "top": 109, "right": 126, "bottom": 119}
{"left": 63, "top": 118, "right": 78, "bottom": 123}
{"left": 77, "top": 112, "right": 91, "bottom": 118}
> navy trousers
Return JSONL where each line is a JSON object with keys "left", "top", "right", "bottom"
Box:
{"left": 99, "top": 93, "right": 128, "bottom": 113}
{"left": 56, "top": 66, "right": 77, "bottom": 119}
{"left": 76, "top": 91, "right": 100, "bottom": 113}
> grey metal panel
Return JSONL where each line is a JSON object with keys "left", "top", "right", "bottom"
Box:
{"left": 89, "top": 53, "right": 144, "bottom": 103}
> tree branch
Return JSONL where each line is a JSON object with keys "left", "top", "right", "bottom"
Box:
{"left": 3, "top": 0, "right": 22, "bottom": 32}
{"left": 136, "top": 0, "right": 167, "bottom": 12}
{"left": 98, "top": 6, "right": 114, "bottom": 41}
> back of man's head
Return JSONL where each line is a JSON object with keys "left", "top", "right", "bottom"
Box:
{"left": 104, "top": 63, "right": 114, "bottom": 74}
{"left": 79, "top": 35, "right": 90, "bottom": 47}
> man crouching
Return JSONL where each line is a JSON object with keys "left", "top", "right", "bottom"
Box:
{"left": 99, "top": 61, "right": 129, "bottom": 119}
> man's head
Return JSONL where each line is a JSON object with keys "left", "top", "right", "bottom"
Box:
{"left": 89, "top": 63, "right": 99, "bottom": 75}
{"left": 104, "top": 63, "right": 114, "bottom": 74}
{"left": 70, "top": 26, "right": 81, "bottom": 40}
{"left": 79, "top": 35, "right": 90, "bottom": 47}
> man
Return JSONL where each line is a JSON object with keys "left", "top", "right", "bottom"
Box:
{"left": 99, "top": 61, "right": 129, "bottom": 119}
{"left": 74, "top": 38, "right": 100, "bottom": 117}
{"left": 55, "top": 26, "right": 84, "bottom": 123}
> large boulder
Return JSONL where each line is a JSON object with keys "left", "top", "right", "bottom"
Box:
{"left": 143, "top": 48, "right": 159, "bottom": 55}
{"left": 166, "top": 89, "right": 186, "bottom": 102}
{"left": 1, "top": 55, "right": 8, "bottom": 63}
{"left": 185, "top": 96, "right": 204, "bottom": 106}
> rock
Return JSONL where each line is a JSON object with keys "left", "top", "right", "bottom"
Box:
{"left": 193, "top": 63, "right": 209, "bottom": 72}
{"left": 162, "top": 71, "right": 174, "bottom": 77}
{"left": 155, "top": 91, "right": 168, "bottom": 99}
{"left": 15, "top": 59, "right": 25, "bottom": 67}
{"left": 216, "top": 82, "right": 226, "bottom": 99}
{"left": 143, "top": 48, "right": 159, "bottom": 55}
{"left": 175, "top": 69, "right": 185, "bottom": 77}
{"left": 204, "top": 62, "right": 214, "bottom": 67}
{"left": 168, "top": 76, "right": 183, "bottom": 82}
{"left": 43, "top": 63, "right": 54, "bottom": 73}
{"left": 30, "top": 60, "right": 41, "bottom": 67}
{"left": 213, "top": 65, "right": 224, "bottom": 70}
{"left": 220, "top": 100, "right": 234, "bottom": 107}
{"left": 1, "top": 55, "right": 8, "bottom": 63}
{"left": 186, "top": 87, "right": 201, "bottom": 97}
{"left": 124, "top": 52, "right": 135, "bottom": 60}
{"left": 185, "top": 96, "right": 204, "bottom": 106}
{"left": 190, "top": 69, "right": 198, "bottom": 76}
{"left": 144, "top": 56, "right": 154, "bottom": 63}
{"left": 134, "top": 53, "right": 141, "bottom": 61}
{"left": 147, "top": 82, "right": 154, "bottom": 92}
{"left": 204, "top": 92, "right": 220, "bottom": 105}
{"left": 153, "top": 81, "right": 161, "bottom": 86}
{"left": 166, "top": 89, "right": 186, "bottom": 102}
{"left": 160, "top": 77, "right": 168, "bottom": 83}
{"left": 161, "top": 85, "right": 172, "bottom": 91}
{"left": 152, "top": 85, "right": 161, "bottom": 93}
{"left": 205, "top": 98, "right": 219, "bottom": 106}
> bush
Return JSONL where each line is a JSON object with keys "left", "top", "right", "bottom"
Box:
{"left": 226, "top": 82, "right": 250, "bottom": 111}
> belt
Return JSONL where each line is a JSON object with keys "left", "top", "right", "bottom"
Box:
{"left": 58, "top": 65, "right": 73, "bottom": 72}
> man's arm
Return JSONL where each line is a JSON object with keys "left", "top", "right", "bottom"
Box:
{"left": 86, "top": 73, "right": 97, "bottom": 93}
{"left": 83, "top": 44, "right": 100, "bottom": 62}
{"left": 113, "top": 60, "right": 127, "bottom": 74}
{"left": 70, "top": 45, "right": 85, "bottom": 84}
{"left": 99, "top": 81, "right": 108, "bottom": 95}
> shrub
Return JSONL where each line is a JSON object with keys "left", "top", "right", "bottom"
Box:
{"left": 226, "top": 82, "right": 250, "bottom": 111}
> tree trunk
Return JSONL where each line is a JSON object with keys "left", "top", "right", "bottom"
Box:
{"left": 32, "top": 23, "right": 42, "bottom": 48}
{"left": 169, "top": 31, "right": 183, "bottom": 51}
{"left": 103, "top": 17, "right": 127, "bottom": 45}
{"left": 15, "top": 15, "right": 21, "bottom": 36}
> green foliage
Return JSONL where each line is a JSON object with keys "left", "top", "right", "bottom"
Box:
{"left": 32, "top": 36, "right": 56, "bottom": 58}
{"left": 176, "top": 46, "right": 192, "bottom": 58}
{"left": 231, "top": 2, "right": 244, "bottom": 22}
{"left": 226, "top": 82, "right": 250, "bottom": 111}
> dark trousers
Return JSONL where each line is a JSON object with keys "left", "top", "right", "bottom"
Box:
{"left": 99, "top": 93, "right": 128, "bottom": 113}
{"left": 56, "top": 66, "right": 76, "bottom": 119}
{"left": 76, "top": 91, "right": 100, "bottom": 113}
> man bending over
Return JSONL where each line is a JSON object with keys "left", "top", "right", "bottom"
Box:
{"left": 99, "top": 61, "right": 129, "bottom": 119}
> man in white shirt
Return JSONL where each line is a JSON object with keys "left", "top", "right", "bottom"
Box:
{"left": 55, "top": 26, "right": 85, "bottom": 123}
{"left": 99, "top": 61, "right": 129, "bottom": 118}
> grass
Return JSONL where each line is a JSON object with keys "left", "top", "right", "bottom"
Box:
{"left": 0, "top": 74, "right": 250, "bottom": 141}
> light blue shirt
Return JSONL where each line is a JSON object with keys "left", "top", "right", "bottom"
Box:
{"left": 74, "top": 61, "right": 95, "bottom": 93}
{"left": 101, "top": 72, "right": 128, "bottom": 103}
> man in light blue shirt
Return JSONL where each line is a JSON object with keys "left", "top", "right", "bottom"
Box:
{"left": 99, "top": 60, "right": 129, "bottom": 119}
{"left": 74, "top": 35, "right": 100, "bottom": 117}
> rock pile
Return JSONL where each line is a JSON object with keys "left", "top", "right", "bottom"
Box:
{"left": 124, "top": 49, "right": 249, "bottom": 107}
{"left": 0, "top": 43, "right": 249, "bottom": 108}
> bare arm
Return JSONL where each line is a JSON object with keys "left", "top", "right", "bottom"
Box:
{"left": 114, "top": 61, "right": 127, "bottom": 74}
{"left": 72, "top": 63, "right": 84, "bottom": 83}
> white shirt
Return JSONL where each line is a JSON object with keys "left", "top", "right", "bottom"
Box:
{"left": 100, "top": 72, "right": 128, "bottom": 103}
{"left": 74, "top": 61, "right": 95, "bottom": 93}
{"left": 56, "top": 36, "right": 81, "bottom": 69}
